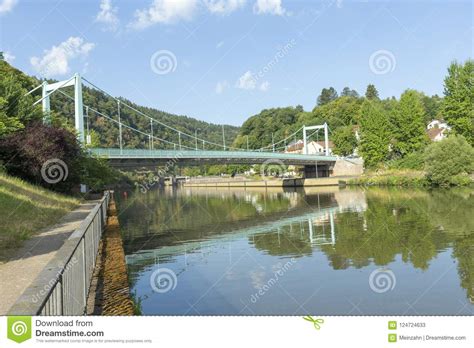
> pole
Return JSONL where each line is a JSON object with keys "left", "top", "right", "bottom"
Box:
{"left": 324, "top": 122, "right": 329, "bottom": 156}
{"left": 178, "top": 131, "right": 182, "bottom": 150}
{"left": 74, "top": 73, "right": 84, "bottom": 143}
{"left": 150, "top": 119, "right": 154, "bottom": 150}
{"left": 222, "top": 125, "right": 226, "bottom": 151}
{"left": 195, "top": 129, "right": 198, "bottom": 150}
{"left": 303, "top": 126, "right": 307, "bottom": 155}
{"left": 272, "top": 133, "right": 275, "bottom": 152}
{"left": 117, "top": 100, "right": 122, "bottom": 154}
{"left": 246, "top": 135, "right": 249, "bottom": 151}
{"left": 85, "top": 106, "right": 90, "bottom": 145}
{"left": 42, "top": 81, "right": 51, "bottom": 124}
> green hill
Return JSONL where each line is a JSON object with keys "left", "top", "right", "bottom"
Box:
{"left": 0, "top": 61, "right": 239, "bottom": 149}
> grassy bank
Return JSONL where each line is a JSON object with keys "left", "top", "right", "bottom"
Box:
{"left": 0, "top": 172, "right": 79, "bottom": 260}
{"left": 347, "top": 169, "right": 430, "bottom": 187}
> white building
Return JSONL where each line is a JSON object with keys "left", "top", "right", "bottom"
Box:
{"left": 426, "top": 119, "right": 450, "bottom": 142}
{"left": 285, "top": 140, "right": 334, "bottom": 155}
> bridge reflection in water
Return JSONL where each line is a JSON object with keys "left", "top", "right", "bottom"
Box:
{"left": 117, "top": 186, "right": 473, "bottom": 315}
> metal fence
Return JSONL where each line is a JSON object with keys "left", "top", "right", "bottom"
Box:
{"left": 9, "top": 191, "right": 111, "bottom": 316}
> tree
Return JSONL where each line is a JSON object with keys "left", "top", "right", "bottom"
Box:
{"left": 391, "top": 90, "right": 428, "bottom": 157}
{"left": 341, "top": 87, "right": 359, "bottom": 98}
{"left": 424, "top": 135, "right": 474, "bottom": 186}
{"left": 0, "top": 122, "right": 83, "bottom": 193}
{"left": 332, "top": 125, "right": 357, "bottom": 156}
{"left": 0, "top": 61, "right": 42, "bottom": 136}
{"left": 421, "top": 94, "right": 442, "bottom": 122}
{"left": 317, "top": 87, "right": 338, "bottom": 106}
{"left": 442, "top": 60, "right": 474, "bottom": 145}
{"left": 358, "top": 100, "right": 391, "bottom": 167}
{"left": 365, "top": 84, "right": 379, "bottom": 100}
{"left": 311, "top": 96, "right": 362, "bottom": 128}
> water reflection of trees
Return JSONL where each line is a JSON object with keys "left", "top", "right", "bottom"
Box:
{"left": 120, "top": 187, "right": 473, "bottom": 302}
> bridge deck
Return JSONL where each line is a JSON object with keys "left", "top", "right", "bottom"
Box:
{"left": 90, "top": 148, "right": 337, "bottom": 167}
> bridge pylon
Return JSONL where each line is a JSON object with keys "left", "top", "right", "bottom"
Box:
{"left": 35, "top": 73, "right": 85, "bottom": 143}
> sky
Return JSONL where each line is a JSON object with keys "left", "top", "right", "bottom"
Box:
{"left": 0, "top": 0, "right": 472, "bottom": 126}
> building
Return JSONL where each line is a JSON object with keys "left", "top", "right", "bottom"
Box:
{"left": 426, "top": 119, "right": 450, "bottom": 142}
{"left": 285, "top": 140, "right": 334, "bottom": 155}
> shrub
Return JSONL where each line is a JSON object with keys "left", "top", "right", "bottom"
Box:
{"left": 0, "top": 122, "right": 83, "bottom": 193}
{"left": 424, "top": 135, "right": 474, "bottom": 186}
{"left": 389, "top": 152, "right": 424, "bottom": 170}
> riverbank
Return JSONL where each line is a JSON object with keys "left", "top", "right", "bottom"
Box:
{"left": 0, "top": 200, "right": 99, "bottom": 314}
{"left": 87, "top": 196, "right": 135, "bottom": 315}
{"left": 183, "top": 176, "right": 358, "bottom": 188}
{"left": 346, "top": 169, "right": 473, "bottom": 187}
{"left": 0, "top": 172, "right": 79, "bottom": 261}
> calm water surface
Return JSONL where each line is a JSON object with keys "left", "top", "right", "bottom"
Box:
{"left": 117, "top": 186, "right": 473, "bottom": 315}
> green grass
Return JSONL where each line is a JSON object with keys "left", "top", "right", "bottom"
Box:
{"left": 347, "top": 169, "right": 430, "bottom": 187}
{"left": 0, "top": 172, "right": 79, "bottom": 260}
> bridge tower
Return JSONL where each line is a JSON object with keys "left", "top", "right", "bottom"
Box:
{"left": 302, "top": 123, "right": 329, "bottom": 156}
{"left": 38, "top": 73, "right": 84, "bottom": 143}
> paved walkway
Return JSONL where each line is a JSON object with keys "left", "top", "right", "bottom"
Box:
{"left": 0, "top": 201, "right": 98, "bottom": 315}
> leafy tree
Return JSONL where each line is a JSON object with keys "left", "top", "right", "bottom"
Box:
{"left": 0, "top": 61, "right": 42, "bottom": 136}
{"left": 365, "top": 84, "right": 379, "bottom": 100}
{"left": 233, "top": 106, "right": 303, "bottom": 149}
{"left": 391, "top": 89, "right": 428, "bottom": 157}
{"left": 0, "top": 122, "right": 83, "bottom": 193}
{"left": 424, "top": 135, "right": 474, "bottom": 186}
{"left": 341, "top": 87, "right": 359, "bottom": 98}
{"left": 311, "top": 96, "right": 362, "bottom": 128}
{"left": 421, "top": 94, "right": 442, "bottom": 122}
{"left": 442, "top": 60, "right": 474, "bottom": 145}
{"left": 317, "top": 87, "right": 338, "bottom": 106}
{"left": 332, "top": 125, "right": 357, "bottom": 156}
{"left": 358, "top": 100, "right": 391, "bottom": 167}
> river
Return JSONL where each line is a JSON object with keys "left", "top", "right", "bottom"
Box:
{"left": 116, "top": 186, "right": 473, "bottom": 315}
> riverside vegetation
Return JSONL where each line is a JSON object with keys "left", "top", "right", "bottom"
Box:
{"left": 0, "top": 57, "right": 472, "bottom": 256}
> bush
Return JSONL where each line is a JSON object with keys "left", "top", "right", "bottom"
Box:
{"left": 0, "top": 122, "right": 83, "bottom": 193}
{"left": 389, "top": 152, "right": 424, "bottom": 170}
{"left": 424, "top": 135, "right": 474, "bottom": 186}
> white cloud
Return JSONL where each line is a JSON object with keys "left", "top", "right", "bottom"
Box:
{"left": 236, "top": 71, "right": 256, "bottom": 90}
{"left": 215, "top": 80, "right": 229, "bottom": 94}
{"left": 30, "top": 37, "right": 95, "bottom": 77}
{"left": 204, "top": 0, "right": 245, "bottom": 15}
{"left": 0, "top": 0, "right": 18, "bottom": 14}
{"left": 96, "top": 0, "right": 119, "bottom": 31}
{"left": 259, "top": 81, "right": 269, "bottom": 91}
{"left": 3, "top": 51, "right": 15, "bottom": 63}
{"left": 253, "top": 0, "right": 285, "bottom": 16}
{"left": 129, "top": 0, "right": 198, "bottom": 30}
{"left": 336, "top": 0, "right": 343, "bottom": 8}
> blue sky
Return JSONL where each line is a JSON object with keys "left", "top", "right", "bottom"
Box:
{"left": 1, "top": 0, "right": 472, "bottom": 126}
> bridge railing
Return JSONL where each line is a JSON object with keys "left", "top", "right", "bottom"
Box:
{"left": 90, "top": 148, "right": 337, "bottom": 161}
{"left": 9, "top": 192, "right": 111, "bottom": 316}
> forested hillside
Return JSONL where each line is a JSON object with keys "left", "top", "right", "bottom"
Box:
{"left": 0, "top": 61, "right": 239, "bottom": 149}
{"left": 233, "top": 60, "right": 473, "bottom": 165}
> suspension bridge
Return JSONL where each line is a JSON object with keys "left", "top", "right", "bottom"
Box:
{"left": 28, "top": 73, "right": 337, "bottom": 174}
